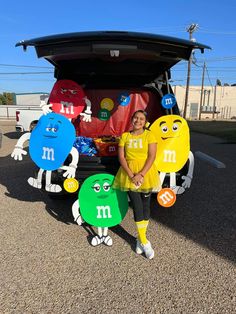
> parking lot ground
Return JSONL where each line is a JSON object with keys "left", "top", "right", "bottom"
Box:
{"left": 0, "top": 120, "right": 235, "bottom": 314}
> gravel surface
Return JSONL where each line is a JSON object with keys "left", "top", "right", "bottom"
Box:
{"left": 0, "top": 120, "right": 235, "bottom": 314}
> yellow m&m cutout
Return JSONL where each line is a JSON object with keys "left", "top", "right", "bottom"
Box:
{"left": 100, "top": 98, "right": 114, "bottom": 111}
{"left": 150, "top": 115, "right": 190, "bottom": 173}
{"left": 63, "top": 178, "right": 79, "bottom": 193}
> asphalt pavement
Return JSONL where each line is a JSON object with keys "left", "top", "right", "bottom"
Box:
{"left": 0, "top": 120, "right": 235, "bottom": 314}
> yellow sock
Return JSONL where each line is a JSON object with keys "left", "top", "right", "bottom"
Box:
{"left": 136, "top": 220, "right": 149, "bottom": 245}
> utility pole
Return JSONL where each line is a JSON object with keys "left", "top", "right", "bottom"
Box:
{"left": 212, "top": 83, "right": 217, "bottom": 120}
{"left": 198, "top": 62, "right": 206, "bottom": 120}
{"left": 183, "top": 23, "right": 198, "bottom": 119}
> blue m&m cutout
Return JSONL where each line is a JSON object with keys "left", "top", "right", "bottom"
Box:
{"left": 161, "top": 94, "right": 177, "bottom": 109}
{"left": 29, "top": 113, "right": 76, "bottom": 171}
{"left": 118, "top": 92, "right": 131, "bottom": 106}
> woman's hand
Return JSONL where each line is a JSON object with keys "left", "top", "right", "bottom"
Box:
{"left": 131, "top": 173, "right": 144, "bottom": 187}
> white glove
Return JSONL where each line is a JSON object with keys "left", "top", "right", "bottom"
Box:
{"left": 11, "top": 146, "right": 27, "bottom": 161}
{"left": 60, "top": 164, "right": 77, "bottom": 178}
{"left": 80, "top": 97, "right": 92, "bottom": 122}
{"left": 181, "top": 175, "right": 192, "bottom": 189}
{"left": 80, "top": 112, "right": 92, "bottom": 122}
{"left": 40, "top": 101, "right": 52, "bottom": 115}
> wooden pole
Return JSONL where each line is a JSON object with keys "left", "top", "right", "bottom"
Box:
{"left": 212, "top": 84, "right": 217, "bottom": 120}
{"left": 198, "top": 62, "right": 206, "bottom": 120}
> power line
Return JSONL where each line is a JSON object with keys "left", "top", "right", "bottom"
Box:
{"left": 197, "top": 56, "right": 236, "bottom": 62}
{"left": 0, "top": 72, "right": 53, "bottom": 75}
{"left": 203, "top": 66, "right": 236, "bottom": 69}
{"left": 174, "top": 68, "right": 236, "bottom": 72}
{"left": 205, "top": 68, "right": 214, "bottom": 90}
{"left": 173, "top": 76, "right": 236, "bottom": 80}
{"left": 198, "top": 29, "right": 236, "bottom": 35}
{"left": 0, "top": 63, "right": 52, "bottom": 69}
{"left": 177, "top": 56, "right": 236, "bottom": 64}
{"left": 134, "top": 26, "right": 186, "bottom": 33}
{"left": 0, "top": 78, "right": 55, "bottom": 82}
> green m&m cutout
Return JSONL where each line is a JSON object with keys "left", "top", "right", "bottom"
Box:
{"left": 98, "top": 109, "right": 110, "bottom": 121}
{"left": 79, "top": 174, "right": 128, "bottom": 227}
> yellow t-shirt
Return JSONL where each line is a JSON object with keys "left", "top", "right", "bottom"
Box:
{"left": 119, "top": 129, "right": 157, "bottom": 160}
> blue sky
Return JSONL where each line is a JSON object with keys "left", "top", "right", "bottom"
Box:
{"left": 1, "top": 0, "right": 236, "bottom": 93}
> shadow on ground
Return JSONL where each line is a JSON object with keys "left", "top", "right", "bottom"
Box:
{"left": 150, "top": 158, "right": 236, "bottom": 264}
{"left": 44, "top": 195, "right": 135, "bottom": 247}
{"left": 4, "top": 131, "right": 23, "bottom": 140}
{"left": 1, "top": 144, "right": 235, "bottom": 264}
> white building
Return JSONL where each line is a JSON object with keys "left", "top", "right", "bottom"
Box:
{"left": 174, "top": 85, "right": 236, "bottom": 120}
{"left": 0, "top": 92, "right": 49, "bottom": 119}
{"left": 14, "top": 92, "right": 49, "bottom": 106}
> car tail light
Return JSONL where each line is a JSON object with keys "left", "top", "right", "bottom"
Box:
{"left": 16, "top": 111, "right": 20, "bottom": 122}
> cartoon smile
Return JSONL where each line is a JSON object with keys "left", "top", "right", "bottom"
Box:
{"left": 43, "top": 135, "right": 57, "bottom": 138}
{"left": 97, "top": 195, "right": 109, "bottom": 199}
{"left": 161, "top": 137, "right": 169, "bottom": 140}
{"left": 161, "top": 135, "right": 179, "bottom": 140}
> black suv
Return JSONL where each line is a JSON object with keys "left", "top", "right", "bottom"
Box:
{"left": 16, "top": 31, "right": 210, "bottom": 190}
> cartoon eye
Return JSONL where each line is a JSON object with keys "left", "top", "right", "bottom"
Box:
{"left": 172, "top": 123, "right": 179, "bottom": 132}
{"left": 61, "top": 88, "right": 67, "bottom": 94}
{"left": 103, "top": 182, "right": 111, "bottom": 192}
{"left": 51, "top": 124, "right": 59, "bottom": 133}
{"left": 69, "top": 89, "right": 77, "bottom": 95}
{"left": 45, "top": 124, "right": 53, "bottom": 131}
{"left": 161, "top": 125, "right": 168, "bottom": 133}
{"left": 92, "top": 183, "right": 101, "bottom": 193}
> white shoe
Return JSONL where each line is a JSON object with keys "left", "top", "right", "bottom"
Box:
{"left": 103, "top": 235, "right": 113, "bottom": 246}
{"left": 91, "top": 236, "right": 104, "bottom": 246}
{"left": 45, "top": 184, "right": 62, "bottom": 193}
{"left": 135, "top": 239, "right": 144, "bottom": 254}
{"left": 28, "top": 177, "right": 42, "bottom": 189}
{"left": 75, "top": 215, "right": 84, "bottom": 226}
{"left": 142, "top": 241, "right": 155, "bottom": 259}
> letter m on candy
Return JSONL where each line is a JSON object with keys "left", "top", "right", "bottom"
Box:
{"left": 42, "top": 147, "right": 55, "bottom": 161}
{"left": 96, "top": 205, "right": 112, "bottom": 219}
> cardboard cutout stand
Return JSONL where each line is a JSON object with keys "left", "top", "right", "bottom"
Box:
{"left": 150, "top": 114, "right": 194, "bottom": 202}
{"left": 11, "top": 113, "right": 78, "bottom": 193}
{"left": 72, "top": 174, "right": 128, "bottom": 246}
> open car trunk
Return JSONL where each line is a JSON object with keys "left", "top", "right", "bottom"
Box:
{"left": 16, "top": 31, "right": 210, "bottom": 87}
{"left": 16, "top": 31, "right": 210, "bottom": 188}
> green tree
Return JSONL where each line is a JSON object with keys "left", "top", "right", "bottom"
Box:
{"left": 3, "top": 92, "right": 15, "bottom": 105}
{"left": 216, "top": 79, "right": 222, "bottom": 86}
{"left": 0, "top": 94, "right": 7, "bottom": 105}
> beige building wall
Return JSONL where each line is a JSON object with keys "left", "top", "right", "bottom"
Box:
{"left": 173, "top": 85, "right": 236, "bottom": 120}
{"left": 15, "top": 93, "right": 49, "bottom": 106}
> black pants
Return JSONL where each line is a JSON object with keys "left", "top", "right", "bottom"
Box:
{"left": 128, "top": 191, "right": 151, "bottom": 222}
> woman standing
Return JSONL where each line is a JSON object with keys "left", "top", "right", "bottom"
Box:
{"left": 113, "top": 110, "right": 160, "bottom": 259}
